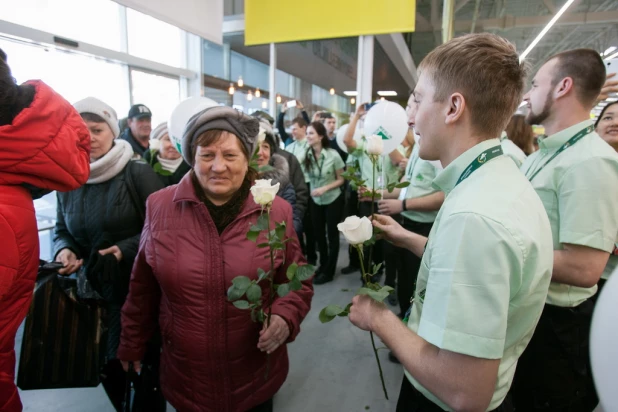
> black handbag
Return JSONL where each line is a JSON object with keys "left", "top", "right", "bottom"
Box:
{"left": 17, "top": 261, "right": 107, "bottom": 390}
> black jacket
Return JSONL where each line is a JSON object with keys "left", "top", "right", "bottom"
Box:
{"left": 143, "top": 149, "right": 191, "bottom": 187}
{"left": 53, "top": 159, "right": 164, "bottom": 358}
{"left": 275, "top": 146, "right": 308, "bottom": 222}
{"left": 119, "top": 128, "right": 149, "bottom": 158}
{"left": 261, "top": 154, "right": 302, "bottom": 234}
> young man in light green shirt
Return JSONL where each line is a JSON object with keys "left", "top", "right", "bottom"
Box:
{"left": 349, "top": 33, "right": 553, "bottom": 412}
{"left": 511, "top": 49, "right": 618, "bottom": 412}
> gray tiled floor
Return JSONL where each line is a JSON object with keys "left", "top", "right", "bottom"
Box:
{"left": 16, "top": 238, "right": 403, "bottom": 411}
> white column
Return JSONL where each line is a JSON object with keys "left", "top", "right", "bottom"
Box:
{"left": 356, "top": 35, "right": 374, "bottom": 106}
{"left": 269, "top": 42, "right": 277, "bottom": 116}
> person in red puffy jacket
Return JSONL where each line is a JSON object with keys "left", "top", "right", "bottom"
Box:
{"left": 118, "top": 106, "right": 314, "bottom": 412}
{"left": 0, "top": 48, "right": 90, "bottom": 412}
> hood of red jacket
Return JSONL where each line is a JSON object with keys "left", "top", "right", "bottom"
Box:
{"left": 0, "top": 80, "right": 90, "bottom": 191}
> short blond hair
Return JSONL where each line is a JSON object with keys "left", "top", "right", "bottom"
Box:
{"left": 419, "top": 33, "right": 528, "bottom": 139}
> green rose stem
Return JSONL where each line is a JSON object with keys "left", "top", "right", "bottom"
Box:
{"left": 356, "top": 244, "right": 389, "bottom": 400}
{"left": 367, "top": 155, "right": 378, "bottom": 283}
{"left": 265, "top": 206, "right": 275, "bottom": 379}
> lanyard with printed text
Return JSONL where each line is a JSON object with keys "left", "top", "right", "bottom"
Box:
{"left": 455, "top": 145, "right": 503, "bottom": 187}
{"left": 311, "top": 152, "right": 326, "bottom": 181}
{"left": 525, "top": 125, "right": 593, "bottom": 182}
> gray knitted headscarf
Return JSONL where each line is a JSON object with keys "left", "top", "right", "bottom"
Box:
{"left": 182, "top": 106, "right": 260, "bottom": 166}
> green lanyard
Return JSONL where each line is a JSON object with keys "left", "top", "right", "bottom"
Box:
{"left": 311, "top": 152, "right": 326, "bottom": 181}
{"left": 455, "top": 145, "right": 503, "bottom": 187}
{"left": 526, "top": 125, "right": 593, "bottom": 182}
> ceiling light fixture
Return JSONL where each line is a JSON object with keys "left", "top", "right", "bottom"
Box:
{"left": 344, "top": 91, "right": 358, "bottom": 96}
{"left": 255, "top": 89, "right": 261, "bottom": 97}
{"left": 351, "top": 98, "right": 356, "bottom": 105}
{"left": 330, "top": 88, "right": 335, "bottom": 95}
{"left": 247, "top": 91, "right": 253, "bottom": 101}
{"left": 237, "top": 77, "right": 244, "bottom": 87}
{"left": 603, "top": 46, "right": 617, "bottom": 56}
{"left": 380, "top": 97, "right": 386, "bottom": 101}
{"left": 228, "top": 83, "right": 235, "bottom": 95}
{"left": 519, "top": 0, "right": 576, "bottom": 61}
{"left": 262, "top": 101, "right": 268, "bottom": 109}
{"left": 276, "top": 95, "right": 282, "bottom": 103}
{"left": 377, "top": 91, "right": 398, "bottom": 97}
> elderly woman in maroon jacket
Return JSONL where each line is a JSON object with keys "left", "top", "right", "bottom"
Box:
{"left": 117, "top": 106, "right": 314, "bottom": 412}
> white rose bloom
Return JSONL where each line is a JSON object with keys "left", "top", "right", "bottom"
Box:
{"left": 251, "top": 179, "right": 280, "bottom": 206}
{"left": 257, "top": 127, "right": 267, "bottom": 144}
{"left": 337, "top": 216, "right": 373, "bottom": 245}
{"left": 149, "top": 139, "right": 161, "bottom": 151}
{"left": 366, "top": 134, "right": 384, "bottom": 156}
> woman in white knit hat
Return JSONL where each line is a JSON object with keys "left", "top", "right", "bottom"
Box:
{"left": 143, "top": 122, "right": 191, "bottom": 186}
{"left": 53, "top": 97, "right": 165, "bottom": 411}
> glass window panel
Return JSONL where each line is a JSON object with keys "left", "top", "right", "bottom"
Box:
{"left": 203, "top": 40, "right": 226, "bottom": 79}
{"left": 0, "top": 38, "right": 130, "bottom": 117}
{"left": 130, "top": 69, "right": 181, "bottom": 127}
{"left": 2, "top": 0, "right": 123, "bottom": 51}
{"left": 127, "top": 8, "right": 184, "bottom": 68}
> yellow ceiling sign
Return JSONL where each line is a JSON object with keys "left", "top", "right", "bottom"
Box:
{"left": 245, "top": 0, "right": 416, "bottom": 46}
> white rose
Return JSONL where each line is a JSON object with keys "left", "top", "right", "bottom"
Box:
{"left": 149, "top": 139, "right": 161, "bottom": 151}
{"left": 251, "top": 179, "right": 280, "bottom": 206}
{"left": 366, "top": 134, "right": 384, "bottom": 156}
{"left": 337, "top": 216, "right": 373, "bottom": 245}
{"left": 257, "top": 127, "right": 267, "bottom": 144}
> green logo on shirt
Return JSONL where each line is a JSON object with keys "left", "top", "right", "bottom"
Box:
{"left": 417, "top": 288, "right": 426, "bottom": 304}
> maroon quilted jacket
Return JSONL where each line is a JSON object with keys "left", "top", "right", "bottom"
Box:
{"left": 117, "top": 174, "right": 314, "bottom": 412}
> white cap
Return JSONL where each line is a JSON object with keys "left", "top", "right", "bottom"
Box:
{"left": 73, "top": 97, "right": 120, "bottom": 138}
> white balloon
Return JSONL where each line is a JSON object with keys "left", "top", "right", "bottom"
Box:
{"left": 336, "top": 123, "right": 363, "bottom": 154}
{"left": 363, "top": 101, "right": 408, "bottom": 156}
{"left": 591, "top": 273, "right": 618, "bottom": 411}
{"left": 168, "top": 97, "right": 218, "bottom": 153}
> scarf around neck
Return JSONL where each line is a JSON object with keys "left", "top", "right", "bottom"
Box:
{"left": 87, "top": 140, "right": 134, "bottom": 184}
{"left": 157, "top": 154, "right": 184, "bottom": 173}
{"left": 191, "top": 171, "right": 251, "bottom": 234}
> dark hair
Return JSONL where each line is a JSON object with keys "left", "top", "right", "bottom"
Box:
{"left": 595, "top": 101, "right": 618, "bottom": 128}
{"left": 320, "top": 112, "right": 334, "bottom": 120}
{"left": 81, "top": 112, "right": 106, "bottom": 123}
{"left": 292, "top": 116, "right": 308, "bottom": 128}
{"left": 263, "top": 132, "right": 277, "bottom": 154}
{"left": 548, "top": 49, "right": 605, "bottom": 109}
{"left": 193, "top": 129, "right": 258, "bottom": 183}
{"left": 505, "top": 115, "right": 534, "bottom": 155}
{"left": 0, "top": 48, "right": 35, "bottom": 126}
{"left": 303, "top": 121, "right": 330, "bottom": 171}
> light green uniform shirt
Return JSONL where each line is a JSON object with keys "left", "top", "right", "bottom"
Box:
{"left": 521, "top": 120, "right": 618, "bottom": 306}
{"left": 356, "top": 140, "right": 403, "bottom": 190}
{"left": 406, "top": 138, "right": 553, "bottom": 411}
{"left": 303, "top": 148, "right": 345, "bottom": 206}
{"left": 399, "top": 144, "right": 442, "bottom": 223}
{"left": 285, "top": 139, "right": 310, "bottom": 183}
{"left": 500, "top": 132, "right": 527, "bottom": 168}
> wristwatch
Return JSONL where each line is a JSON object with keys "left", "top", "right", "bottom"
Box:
{"left": 402, "top": 199, "right": 407, "bottom": 211}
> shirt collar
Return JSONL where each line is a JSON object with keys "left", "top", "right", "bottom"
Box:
{"left": 538, "top": 119, "right": 594, "bottom": 150}
{"left": 432, "top": 138, "right": 501, "bottom": 195}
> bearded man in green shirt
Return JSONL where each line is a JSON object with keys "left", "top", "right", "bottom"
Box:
{"left": 511, "top": 48, "right": 618, "bottom": 412}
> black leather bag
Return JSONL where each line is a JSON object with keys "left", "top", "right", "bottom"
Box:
{"left": 17, "top": 261, "right": 107, "bottom": 390}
